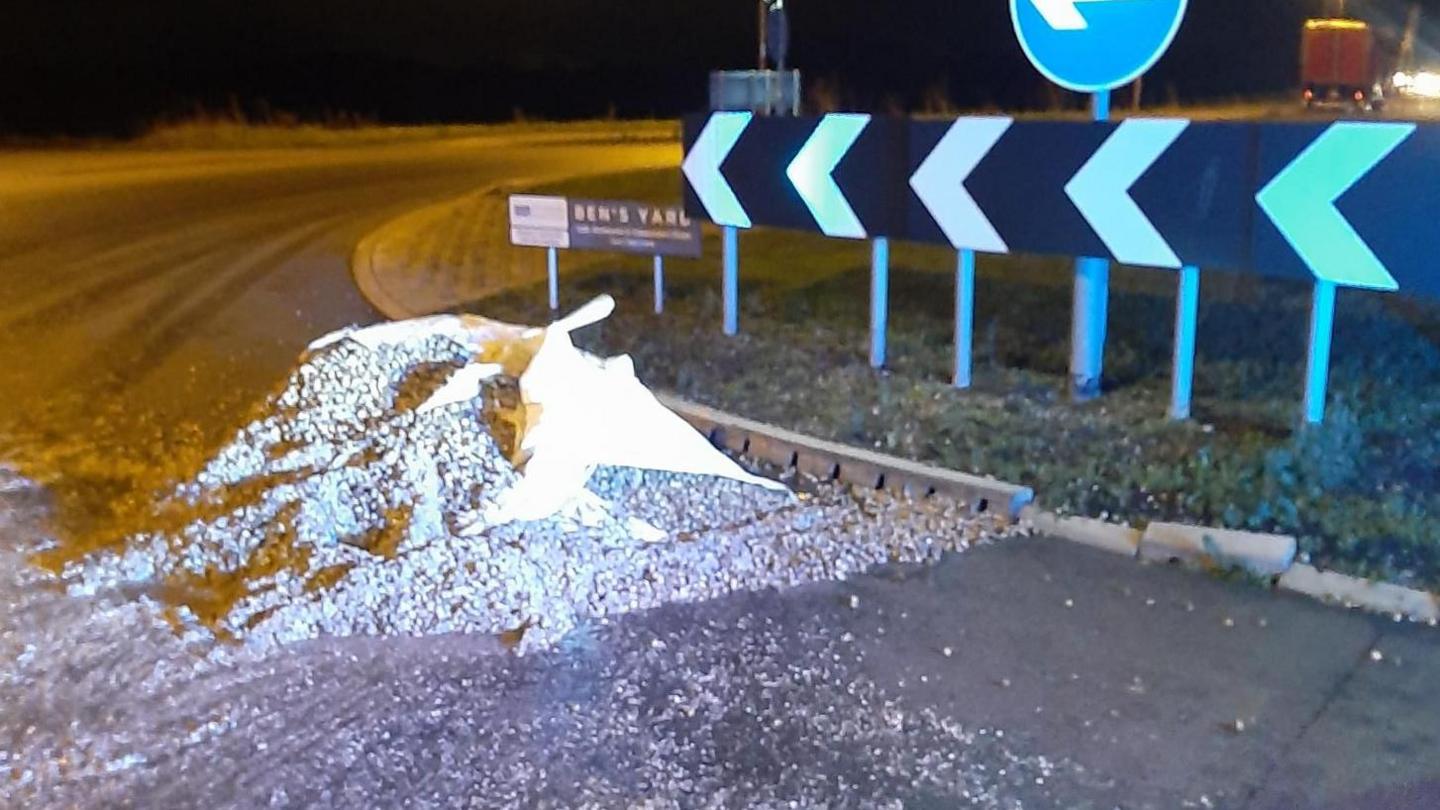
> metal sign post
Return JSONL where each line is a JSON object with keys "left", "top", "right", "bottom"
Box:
{"left": 723, "top": 226, "right": 740, "bottom": 336}
{"left": 870, "top": 238, "right": 890, "bottom": 369}
{"left": 1303, "top": 280, "right": 1338, "bottom": 424}
{"left": 547, "top": 247, "right": 560, "bottom": 311}
{"left": 1070, "top": 90, "right": 1111, "bottom": 400}
{"left": 1011, "top": 0, "right": 1189, "bottom": 403}
{"left": 955, "top": 249, "right": 977, "bottom": 389}
{"left": 653, "top": 255, "right": 665, "bottom": 314}
{"left": 1171, "top": 265, "right": 1201, "bottom": 420}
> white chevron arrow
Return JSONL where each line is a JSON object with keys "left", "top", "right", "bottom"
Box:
{"left": 909, "top": 116, "right": 1013, "bottom": 254}
{"left": 682, "top": 112, "right": 753, "bottom": 229}
{"left": 1065, "top": 118, "right": 1189, "bottom": 268}
{"left": 786, "top": 113, "right": 871, "bottom": 239}
{"left": 1031, "top": 0, "right": 1131, "bottom": 32}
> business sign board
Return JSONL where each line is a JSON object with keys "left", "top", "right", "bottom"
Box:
{"left": 681, "top": 112, "right": 1440, "bottom": 298}
{"left": 509, "top": 195, "right": 701, "bottom": 258}
{"left": 509, "top": 195, "right": 571, "bottom": 249}
{"left": 569, "top": 198, "right": 702, "bottom": 258}
{"left": 1010, "top": 0, "right": 1189, "bottom": 93}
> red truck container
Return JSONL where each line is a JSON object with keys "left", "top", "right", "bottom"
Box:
{"left": 1302, "top": 18, "right": 1382, "bottom": 110}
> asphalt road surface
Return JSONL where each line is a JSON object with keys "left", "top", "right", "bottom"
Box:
{"left": 0, "top": 130, "right": 676, "bottom": 479}
{"left": 3, "top": 129, "right": 1439, "bottom": 809}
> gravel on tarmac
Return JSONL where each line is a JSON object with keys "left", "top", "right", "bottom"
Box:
{"left": 0, "top": 323, "right": 1144, "bottom": 809}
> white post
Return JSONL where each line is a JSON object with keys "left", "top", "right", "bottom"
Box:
{"left": 955, "top": 249, "right": 976, "bottom": 389}
{"left": 653, "top": 255, "right": 665, "bottom": 315}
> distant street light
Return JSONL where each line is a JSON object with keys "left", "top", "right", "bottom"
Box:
{"left": 758, "top": 0, "right": 789, "bottom": 71}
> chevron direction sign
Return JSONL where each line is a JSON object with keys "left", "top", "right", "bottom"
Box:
{"left": 682, "top": 113, "right": 1440, "bottom": 298}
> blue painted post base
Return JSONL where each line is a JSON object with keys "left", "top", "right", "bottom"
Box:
{"left": 1304, "top": 280, "right": 1338, "bottom": 425}
{"left": 1070, "top": 255, "right": 1110, "bottom": 401}
{"left": 723, "top": 226, "right": 740, "bottom": 336}
{"left": 955, "top": 249, "right": 976, "bottom": 389}
{"left": 1170, "top": 265, "right": 1200, "bottom": 420}
{"left": 870, "top": 238, "right": 890, "bottom": 369}
{"left": 547, "top": 247, "right": 559, "bottom": 312}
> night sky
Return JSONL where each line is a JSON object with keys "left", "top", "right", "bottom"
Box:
{"left": 6, "top": 0, "right": 1440, "bottom": 136}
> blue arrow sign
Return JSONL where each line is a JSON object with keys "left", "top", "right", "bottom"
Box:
{"left": 682, "top": 112, "right": 753, "bottom": 229}
{"left": 1011, "top": 0, "right": 1188, "bottom": 93}
{"left": 1065, "top": 118, "right": 1188, "bottom": 268}
{"left": 909, "top": 116, "right": 1013, "bottom": 254}
{"left": 1256, "top": 122, "right": 1416, "bottom": 292}
{"left": 787, "top": 114, "right": 871, "bottom": 239}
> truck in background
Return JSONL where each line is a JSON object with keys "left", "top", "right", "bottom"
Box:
{"left": 1302, "top": 18, "right": 1386, "bottom": 111}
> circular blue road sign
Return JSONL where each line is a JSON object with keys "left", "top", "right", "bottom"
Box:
{"left": 1011, "top": 0, "right": 1188, "bottom": 93}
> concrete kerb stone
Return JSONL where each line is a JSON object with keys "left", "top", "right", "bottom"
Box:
{"left": 1022, "top": 507, "right": 1141, "bottom": 558}
{"left": 1139, "top": 522, "right": 1297, "bottom": 578}
{"left": 1280, "top": 564, "right": 1440, "bottom": 624}
{"left": 659, "top": 395, "right": 1034, "bottom": 522}
{"left": 658, "top": 397, "right": 1440, "bottom": 626}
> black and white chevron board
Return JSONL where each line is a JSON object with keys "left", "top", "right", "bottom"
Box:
{"left": 681, "top": 111, "right": 1440, "bottom": 423}
{"left": 683, "top": 112, "right": 1440, "bottom": 293}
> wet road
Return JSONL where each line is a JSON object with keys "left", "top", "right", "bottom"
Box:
{"left": 0, "top": 129, "right": 676, "bottom": 478}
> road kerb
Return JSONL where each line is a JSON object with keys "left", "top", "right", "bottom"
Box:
{"left": 659, "top": 395, "right": 1035, "bottom": 522}
{"left": 1279, "top": 564, "right": 1440, "bottom": 624}
{"left": 1022, "top": 507, "right": 1141, "bottom": 558}
{"left": 1138, "top": 523, "right": 1297, "bottom": 578}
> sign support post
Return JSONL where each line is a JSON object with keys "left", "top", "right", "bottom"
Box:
{"left": 1171, "top": 265, "right": 1200, "bottom": 420}
{"left": 723, "top": 226, "right": 740, "bottom": 335}
{"left": 653, "top": 255, "right": 665, "bottom": 314}
{"left": 1304, "top": 280, "right": 1338, "bottom": 425}
{"left": 1070, "top": 90, "right": 1111, "bottom": 401}
{"left": 870, "top": 237, "right": 890, "bottom": 369}
{"left": 547, "top": 247, "right": 560, "bottom": 312}
{"left": 955, "top": 249, "right": 976, "bottom": 389}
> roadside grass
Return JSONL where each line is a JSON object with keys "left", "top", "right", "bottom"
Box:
{"left": 133, "top": 118, "right": 677, "bottom": 151}
{"left": 475, "top": 167, "right": 1440, "bottom": 592}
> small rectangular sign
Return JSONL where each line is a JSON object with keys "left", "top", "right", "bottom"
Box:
{"left": 509, "top": 195, "right": 701, "bottom": 257}
{"left": 509, "top": 195, "right": 570, "bottom": 249}
{"left": 568, "top": 198, "right": 702, "bottom": 258}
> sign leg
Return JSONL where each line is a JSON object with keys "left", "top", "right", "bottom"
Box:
{"left": 1070, "top": 256, "right": 1110, "bottom": 400}
{"left": 870, "top": 237, "right": 890, "bottom": 369}
{"left": 1070, "top": 90, "right": 1112, "bottom": 402}
{"left": 955, "top": 249, "right": 976, "bottom": 389}
{"left": 1170, "top": 265, "right": 1200, "bottom": 420}
{"left": 653, "top": 255, "right": 665, "bottom": 315}
{"left": 723, "top": 226, "right": 740, "bottom": 336}
{"left": 1304, "top": 280, "right": 1338, "bottom": 425}
{"left": 547, "top": 247, "right": 559, "bottom": 312}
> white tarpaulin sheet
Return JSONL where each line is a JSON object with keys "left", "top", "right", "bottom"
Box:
{"left": 308, "top": 296, "right": 788, "bottom": 527}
